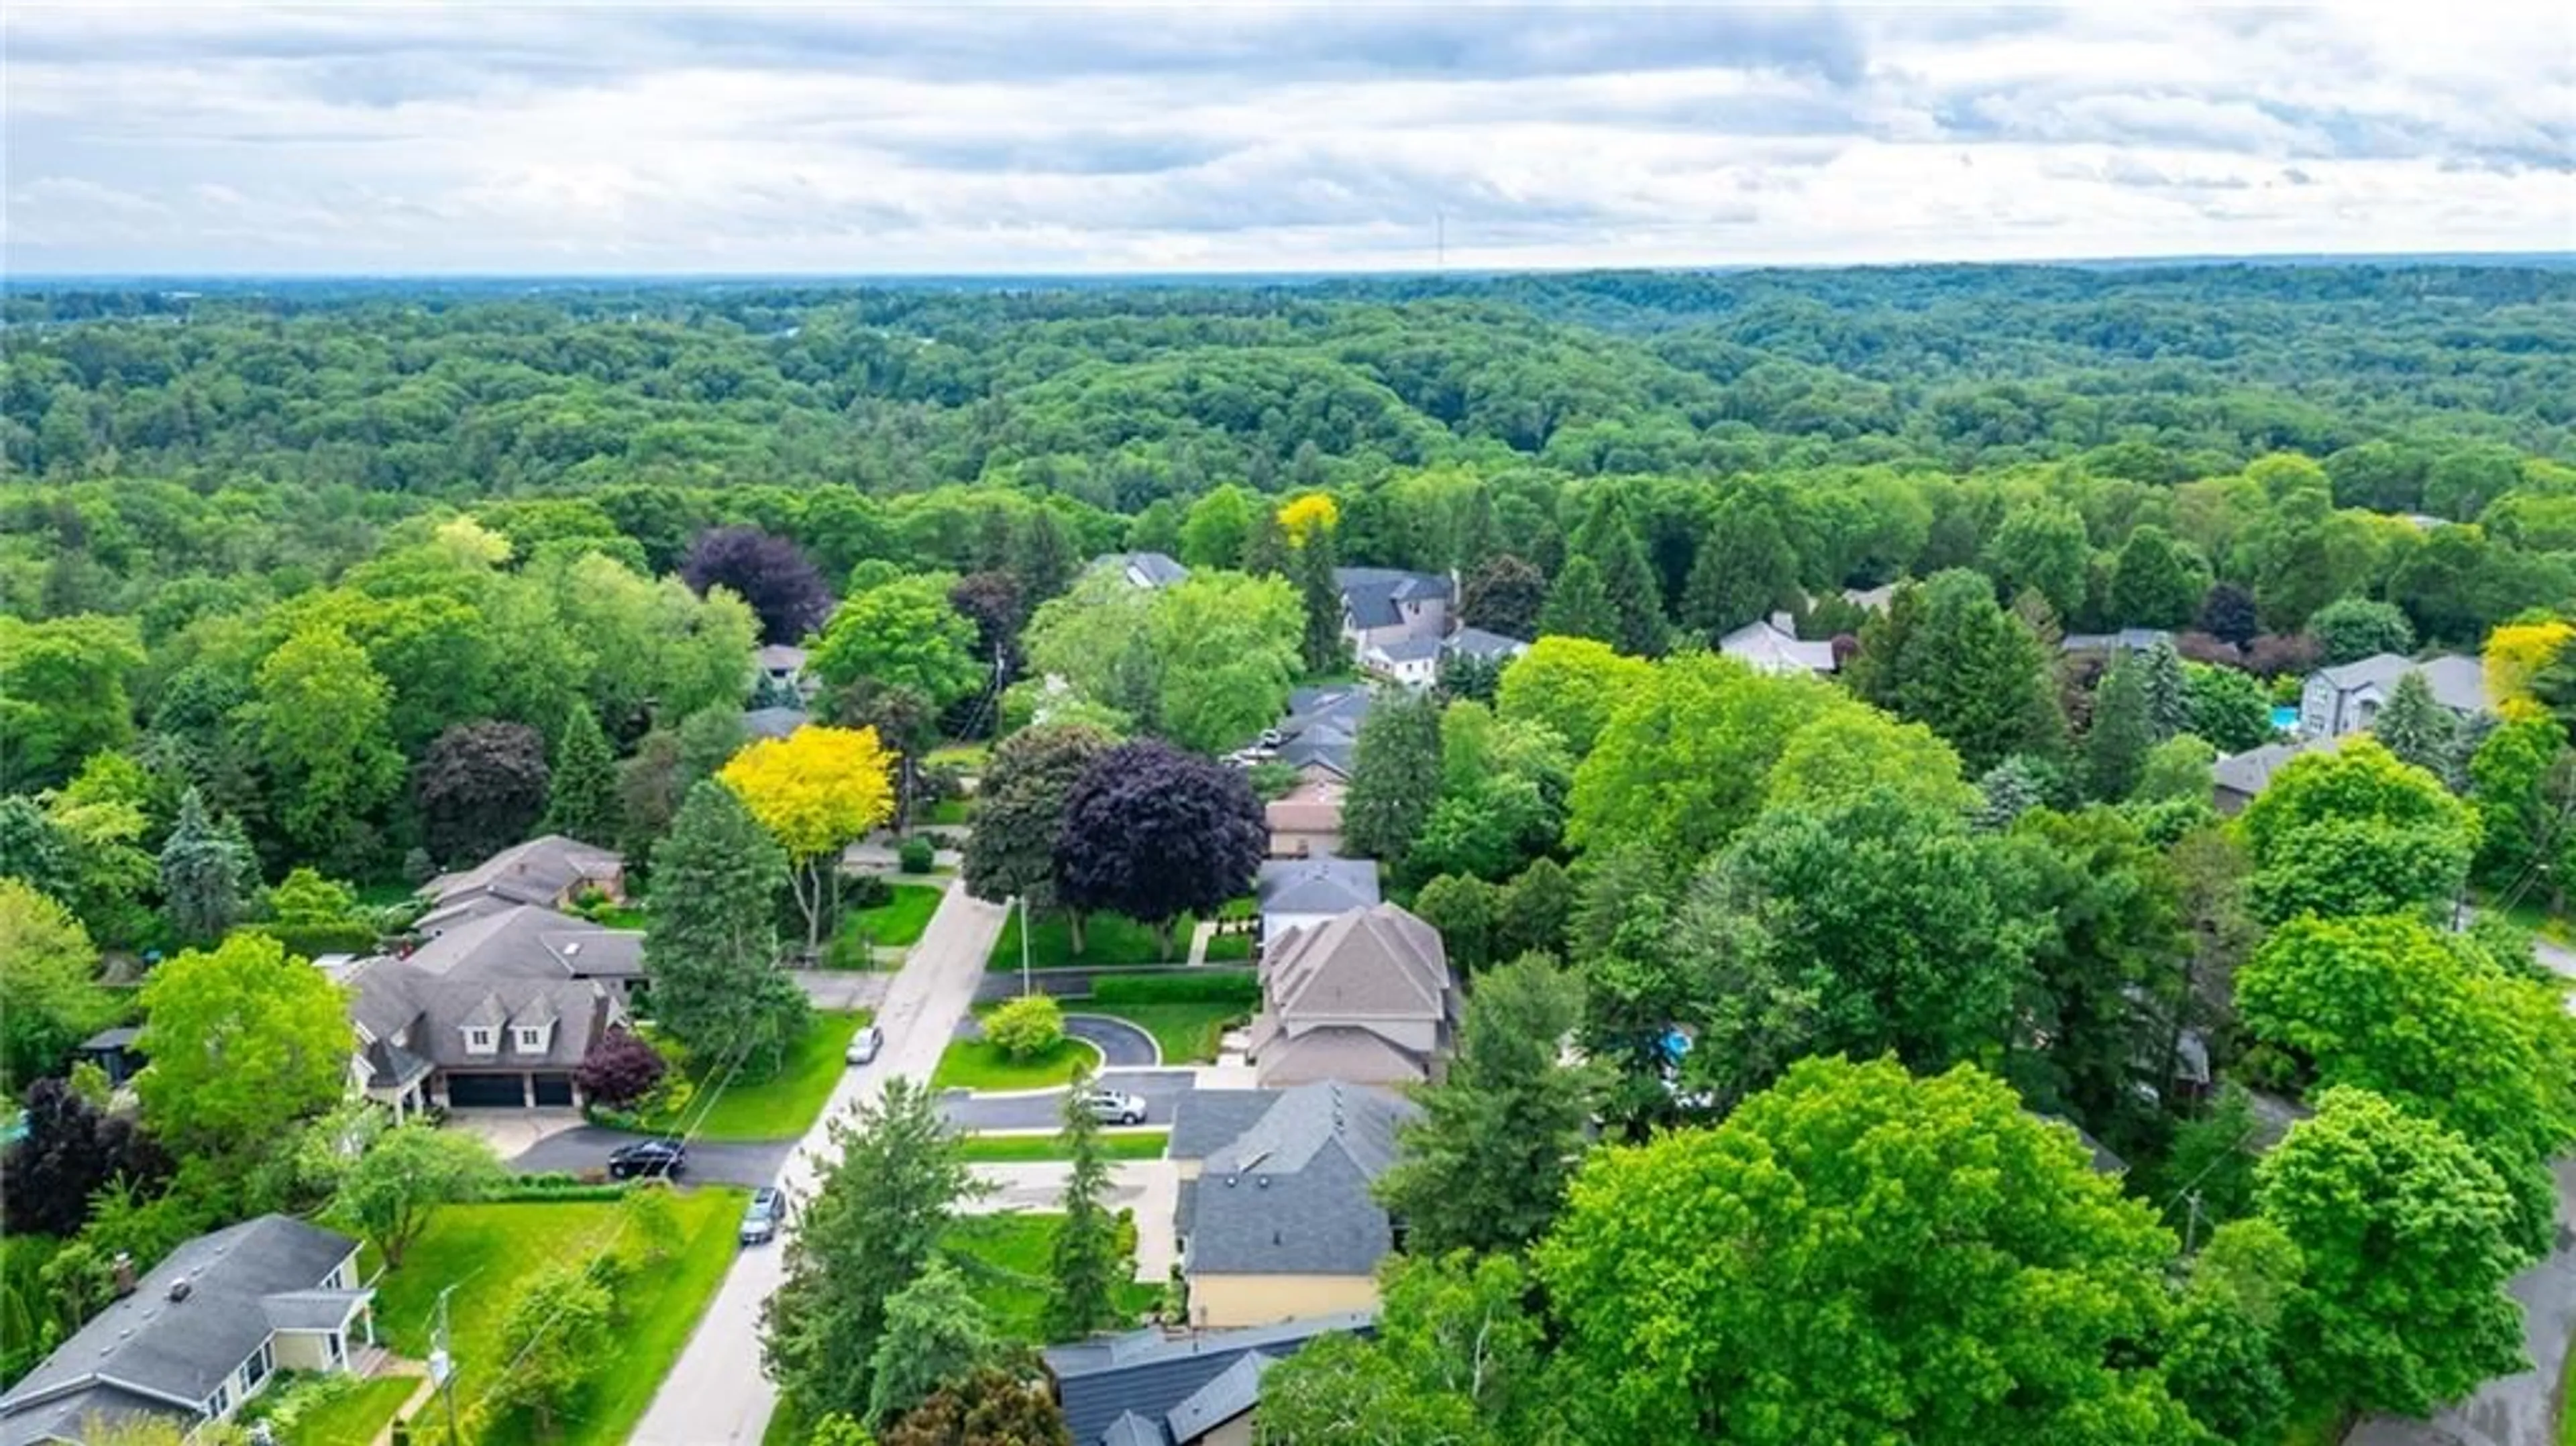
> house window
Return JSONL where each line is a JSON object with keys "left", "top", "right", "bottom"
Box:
{"left": 207, "top": 1383, "right": 231, "bottom": 1417}
{"left": 465, "top": 1027, "right": 494, "bottom": 1054}
{"left": 515, "top": 1025, "right": 546, "bottom": 1052}
{"left": 245, "top": 1339, "right": 273, "bottom": 1388}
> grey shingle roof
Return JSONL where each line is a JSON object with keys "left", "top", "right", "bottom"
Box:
{"left": 2060, "top": 628, "right": 2173, "bottom": 655}
{"left": 1042, "top": 1313, "right": 1373, "bottom": 1446}
{"left": 1271, "top": 685, "right": 1375, "bottom": 779}
{"left": 1366, "top": 636, "right": 1443, "bottom": 664}
{"left": 1097, "top": 552, "right": 1189, "bottom": 588}
{"left": 2412, "top": 654, "right": 2492, "bottom": 714}
{"left": 1169, "top": 1091, "right": 1283, "bottom": 1162}
{"left": 1, "top": 1382, "right": 171, "bottom": 1446}
{"left": 2311, "top": 651, "right": 2414, "bottom": 692}
{"left": 1163, "top": 1350, "right": 1275, "bottom": 1441}
{"left": 403, "top": 905, "right": 645, "bottom": 982}
{"left": 2212, "top": 734, "right": 2345, "bottom": 800}
{"left": 1254, "top": 857, "right": 1381, "bottom": 917}
{"left": 1184, "top": 1082, "right": 1417, "bottom": 1277}
{"left": 1099, "top": 1412, "right": 1164, "bottom": 1446}
{"left": 741, "top": 706, "right": 808, "bottom": 740}
{"left": 1443, "top": 626, "right": 1528, "bottom": 661}
{"left": 419, "top": 835, "right": 621, "bottom": 919}
{"left": 1261, "top": 905, "right": 1451, "bottom": 1025}
{"left": 1, "top": 1216, "right": 359, "bottom": 1436}
{"left": 258, "top": 1290, "right": 369, "bottom": 1333}
{"left": 347, "top": 956, "right": 619, "bottom": 1070}
{"left": 363, "top": 1036, "right": 432, "bottom": 1089}
{"left": 1333, "top": 567, "right": 1450, "bottom": 630}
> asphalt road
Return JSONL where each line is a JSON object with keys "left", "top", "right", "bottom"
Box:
{"left": 1065, "top": 1013, "right": 1159, "bottom": 1067}
{"left": 510, "top": 1127, "right": 795, "bottom": 1190}
{"left": 939, "top": 1068, "right": 1198, "bottom": 1131}
{"left": 627, "top": 880, "right": 1006, "bottom": 1446}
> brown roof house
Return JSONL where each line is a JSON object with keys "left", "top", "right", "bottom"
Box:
{"left": 1247, "top": 904, "right": 1459, "bottom": 1089}
{"left": 335, "top": 903, "right": 641, "bottom": 1115}
{"left": 416, "top": 835, "right": 624, "bottom": 935}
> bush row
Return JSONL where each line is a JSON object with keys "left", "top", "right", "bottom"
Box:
{"left": 1087, "top": 970, "right": 1260, "bottom": 1006}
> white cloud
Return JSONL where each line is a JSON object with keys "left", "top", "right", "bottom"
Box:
{"left": 2, "top": 3, "right": 2569, "bottom": 273}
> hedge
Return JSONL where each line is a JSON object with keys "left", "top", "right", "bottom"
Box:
{"left": 485, "top": 1173, "right": 629, "bottom": 1203}
{"left": 246, "top": 920, "right": 382, "bottom": 958}
{"left": 1087, "top": 970, "right": 1260, "bottom": 1006}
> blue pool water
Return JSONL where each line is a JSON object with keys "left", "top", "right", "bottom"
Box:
{"left": 2270, "top": 705, "right": 2300, "bottom": 733}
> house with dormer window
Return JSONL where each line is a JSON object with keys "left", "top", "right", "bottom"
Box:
{"left": 327, "top": 903, "right": 640, "bottom": 1113}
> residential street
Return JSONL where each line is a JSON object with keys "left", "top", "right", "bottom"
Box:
{"left": 628, "top": 880, "right": 1006, "bottom": 1446}
{"left": 2348, "top": 1158, "right": 2576, "bottom": 1446}
{"left": 939, "top": 1069, "right": 1198, "bottom": 1131}
{"left": 509, "top": 1127, "right": 792, "bottom": 1189}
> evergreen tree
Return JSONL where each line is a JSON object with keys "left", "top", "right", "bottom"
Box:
{"left": 645, "top": 781, "right": 808, "bottom": 1073}
{"left": 544, "top": 703, "right": 620, "bottom": 845}
{"left": 1238, "top": 508, "right": 1291, "bottom": 579}
{"left": 2106, "top": 526, "right": 2206, "bottom": 628}
{"left": 1975, "top": 757, "right": 2047, "bottom": 832}
{"left": 1538, "top": 555, "right": 1617, "bottom": 646}
{"left": 1576, "top": 494, "right": 1666, "bottom": 657}
{"left": 1013, "top": 507, "right": 1079, "bottom": 605}
{"left": 156, "top": 787, "right": 252, "bottom": 944}
{"left": 1295, "top": 524, "right": 1347, "bottom": 675}
{"left": 1681, "top": 494, "right": 1799, "bottom": 641}
{"left": 2372, "top": 669, "right": 2462, "bottom": 785}
{"left": 1341, "top": 691, "right": 1446, "bottom": 864}
{"left": 1454, "top": 486, "right": 1502, "bottom": 573}
{"left": 2139, "top": 640, "right": 2192, "bottom": 740}
{"left": 2085, "top": 659, "right": 2156, "bottom": 802}
{"left": 1044, "top": 1066, "right": 1129, "bottom": 1340}
{"left": 867, "top": 1259, "right": 998, "bottom": 1428}
{"left": 1459, "top": 554, "right": 1548, "bottom": 641}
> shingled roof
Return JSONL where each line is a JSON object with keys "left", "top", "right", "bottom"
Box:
{"left": 1177, "top": 1082, "right": 1417, "bottom": 1279}
{"left": 1333, "top": 567, "right": 1450, "bottom": 630}
{"left": 1042, "top": 1313, "right": 1373, "bottom": 1446}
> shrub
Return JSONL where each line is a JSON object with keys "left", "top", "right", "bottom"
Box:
{"left": 1087, "top": 971, "right": 1261, "bottom": 1006}
{"left": 575, "top": 1030, "right": 667, "bottom": 1111}
{"left": 985, "top": 994, "right": 1065, "bottom": 1060}
{"left": 243, "top": 920, "right": 381, "bottom": 959}
{"left": 844, "top": 873, "right": 894, "bottom": 910}
{"left": 898, "top": 836, "right": 937, "bottom": 874}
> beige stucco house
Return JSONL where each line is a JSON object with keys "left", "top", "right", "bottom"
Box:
{"left": 1248, "top": 904, "right": 1459, "bottom": 1089}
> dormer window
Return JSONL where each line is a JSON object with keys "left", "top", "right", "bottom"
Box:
{"left": 515, "top": 1025, "right": 548, "bottom": 1053}
{"left": 464, "top": 1027, "right": 495, "bottom": 1054}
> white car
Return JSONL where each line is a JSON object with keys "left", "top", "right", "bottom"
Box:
{"left": 1081, "top": 1088, "right": 1148, "bottom": 1125}
{"left": 845, "top": 1025, "right": 883, "bottom": 1066}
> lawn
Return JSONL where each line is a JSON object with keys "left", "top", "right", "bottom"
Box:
{"left": 932, "top": 1032, "right": 1097, "bottom": 1092}
{"left": 275, "top": 1375, "right": 418, "bottom": 1446}
{"left": 376, "top": 1190, "right": 745, "bottom": 1446}
{"left": 943, "top": 1213, "right": 1161, "bottom": 1343}
{"left": 1204, "top": 930, "right": 1253, "bottom": 962}
{"left": 986, "top": 909, "right": 1201, "bottom": 970}
{"left": 1082, "top": 1002, "right": 1244, "bottom": 1064}
{"left": 828, "top": 883, "right": 943, "bottom": 961}
{"left": 582, "top": 903, "right": 648, "bottom": 930}
{"left": 924, "top": 742, "right": 990, "bottom": 772}
{"left": 926, "top": 797, "right": 973, "bottom": 827}
{"left": 633, "top": 1010, "right": 868, "bottom": 1140}
{"left": 953, "top": 1129, "right": 1170, "bottom": 1163}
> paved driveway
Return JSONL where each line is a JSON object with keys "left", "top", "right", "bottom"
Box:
{"left": 940, "top": 1069, "right": 1197, "bottom": 1131}
{"left": 510, "top": 1126, "right": 796, "bottom": 1190}
{"left": 2348, "top": 1158, "right": 2576, "bottom": 1446}
{"left": 1065, "top": 1013, "right": 1159, "bottom": 1067}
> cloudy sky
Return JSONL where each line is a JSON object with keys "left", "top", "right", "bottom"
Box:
{"left": 5, "top": 3, "right": 2571, "bottom": 275}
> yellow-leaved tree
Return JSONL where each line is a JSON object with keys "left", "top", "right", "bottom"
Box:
{"left": 2482, "top": 618, "right": 2572, "bottom": 720}
{"left": 717, "top": 725, "right": 895, "bottom": 953}
{"left": 1277, "top": 493, "right": 1339, "bottom": 545}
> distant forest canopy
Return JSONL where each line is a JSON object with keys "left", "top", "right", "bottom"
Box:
{"left": 5, "top": 261, "right": 2574, "bottom": 647}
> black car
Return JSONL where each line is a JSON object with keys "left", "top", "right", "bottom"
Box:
{"left": 607, "top": 1137, "right": 688, "bottom": 1180}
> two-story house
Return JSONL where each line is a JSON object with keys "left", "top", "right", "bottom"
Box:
{"left": 1333, "top": 568, "right": 1450, "bottom": 657}
{"left": 2299, "top": 653, "right": 2491, "bottom": 737}
{"left": 1247, "top": 903, "right": 1459, "bottom": 1089}
{"left": 0, "top": 1217, "right": 373, "bottom": 1446}
{"left": 415, "top": 835, "right": 625, "bottom": 936}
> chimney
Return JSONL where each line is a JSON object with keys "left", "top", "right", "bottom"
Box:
{"left": 167, "top": 1278, "right": 193, "bottom": 1304}
{"left": 111, "top": 1254, "right": 136, "bottom": 1297}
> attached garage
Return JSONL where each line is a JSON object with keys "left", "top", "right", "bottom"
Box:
{"left": 443, "top": 1074, "right": 527, "bottom": 1109}
{"left": 530, "top": 1074, "right": 576, "bottom": 1107}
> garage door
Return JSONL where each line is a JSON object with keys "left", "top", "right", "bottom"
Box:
{"left": 445, "top": 1074, "right": 525, "bottom": 1108}
{"left": 531, "top": 1074, "right": 575, "bottom": 1107}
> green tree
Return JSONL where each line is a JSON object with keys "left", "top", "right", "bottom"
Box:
{"left": 1377, "top": 953, "right": 1602, "bottom": 1254}
{"left": 961, "top": 723, "right": 1115, "bottom": 945}
{"left": 135, "top": 932, "right": 352, "bottom": 1156}
{"left": 332, "top": 1121, "right": 502, "bottom": 1266}
{"left": 2138, "top": 638, "right": 2192, "bottom": 739}
{"left": 2307, "top": 595, "right": 2416, "bottom": 665}
{"left": 2084, "top": 657, "right": 2156, "bottom": 801}
{"left": 2185, "top": 661, "right": 2277, "bottom": 753}
{"left": 865, "top": 1258, "right": 998, "bottom": 1427}
{"left": 2241, "top": 737, "right": 2475, "bottom": 922}
{"left": 1495, "top": 856, "right": 1574, "bottom": 960}
{"left": 2371, "top": 669, "right": 2463, "bottom": 784}
{"left": 878, "top": 1366, "right": 1070, "bottom": 1446}
{"left": 2255, "top": 1087, "right": 2526, "bottom": 1421}
{"left": 1254, "top": 1331, "right": 1483, "bottom": 1446}
{"left": 2136, "top": 734, "right": 2218, "bottom": 804}
{"left": 1766, "top": 704, "right": 1977, "bottom": 817}
{"left": 1681, "top": 493, "right": 1799, "bottom": 640}
{"left": 1147, "top": 570, "right": 1303, "bottom": 753}
{"left": 763, "top": 1078, "right": 977, "bottom": 1423}
{"left": 1538, "top": 1057, "right": 2200, "bottom": 1446}
{"left": 2161, "top": 1218, "right": 2302, "bottom": 1443}
{"left": 1849, "top": 569, "right": 2063, "bottom": 774}
{"left": 252, "top": 624, "right": 405, "bottom": 864}
{"left": 1295, "top": 520, "right": 1348, "bottom": 677}
{"left": 1458, "top": 553, "right": 1545, "bottom": 641}
{"left": 1536, "top": 554, "right": 1617, "bottom": 646}
{"left": 1238, "top": 507, "right": 1291, "bottom": 579}
{"left": 1982, "top": 500, "right": 2092, "bottom": 622}
{"left": 1179, "top": 485, "right": 1256, "bottom": 569}
{"left": 645, "top": 781, "right": 807, "bottom": 1072}
{"left": 1567, "top": 653, "right": 1843, "bottom": 865}
{"left": 156, "top": 787, "right": 253, "bottom": 944}
{"left": 1493, "top": 635, "right": 1650, "bottom": 759}
{"left": 812, "top": 575, "right": 986, "bottom": 712}
{"left": 488, "top": 1263, "right": 614, "bottom": 1439}
{"left": 2107, "top": 526, "right": 2207, "bottom": 629}
{"left": 544, "top": 703, "right": 621, "bottom": 846}
{"left": 1045, "top": 1066, "right": 1129, "bottom": 1341}
{"left": 1573, "top": 494, "right": 1666, "bottom": 657}
{"left": 1013, "top": 507, "right": 1079, "bottom": 604}
{"left": 2467, "top": 716, "right": 2576, "bottom": 901}
{"left": 1341, "top": 691, "right": 1444, "bottom": 863}
{"left": 0, "top": 877, "right": 116, "bottom": 1093}
{"left": 0, "top": 614, "right": 146, "bottom": 791}
{"left": 1408, "top": 873, "right": 1497, "bottom": 971}
{"left": 1255, "top": 1252, "right": 1545, "bottom": 1445}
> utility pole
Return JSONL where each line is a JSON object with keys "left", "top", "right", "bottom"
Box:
{"left": 2183, "top": 1190, "right": 2206, "bottom": 1257}
{"left": 1019, "top": 893, "right": 1033, "bottom": 999}
{"left": 431, "top": 1285, "right": 460, "bottom": 1446}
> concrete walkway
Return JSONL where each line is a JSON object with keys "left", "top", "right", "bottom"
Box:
{"left": 629, "top": 879, "right": 1005, "bottom": 1446}
{"left": 960, "top": 1160, "right": 1181, "bottom": 1282}
{"left": 2349, "top": 1158, "right": 2576, "bottom": 1446}
{"left": 1185, "top": 919, "right": 1216, "bottom": 965}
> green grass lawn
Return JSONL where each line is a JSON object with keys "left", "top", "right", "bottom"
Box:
{"left": 986, "top": 909, "right": 1199, "bottom": 969}
{"left": 2558, "top": 1345, "right": 2572, "bottom": 1446}
{"left": 1203, "top": 930, "right": 1253, "bottom": 962}
{"left": 924, "top": 742, "right": 990, "bottom": 771}
{"left": 1081, "top": 1002, "right": 1243, "bottom": 1064}
{"left": 634, "top": 1011, "right": 868, "bottom": 1140}
{"left": 953, "top": 1129, "right": 1170, "bottom": 1163}
{"left": 376, "top": 1190, "right": 745, "bottom": 1446}
{"left": 932, "top": 1032, "right": 1097, "bottom": 1091}
{"left": 277, "top": 1375, "right": 418, "bottom": 1446}
{"left": 826, "top": 884, "right": 943, "bottom": 965}
{"left": 943, "top": 1213, "right": 1160, "bottom": 1343}
{"left": 926, "top": 797, "right": 973, "bottom": 827}
{"left": 584, "top": 903, "right": 648, "bottom": 930}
